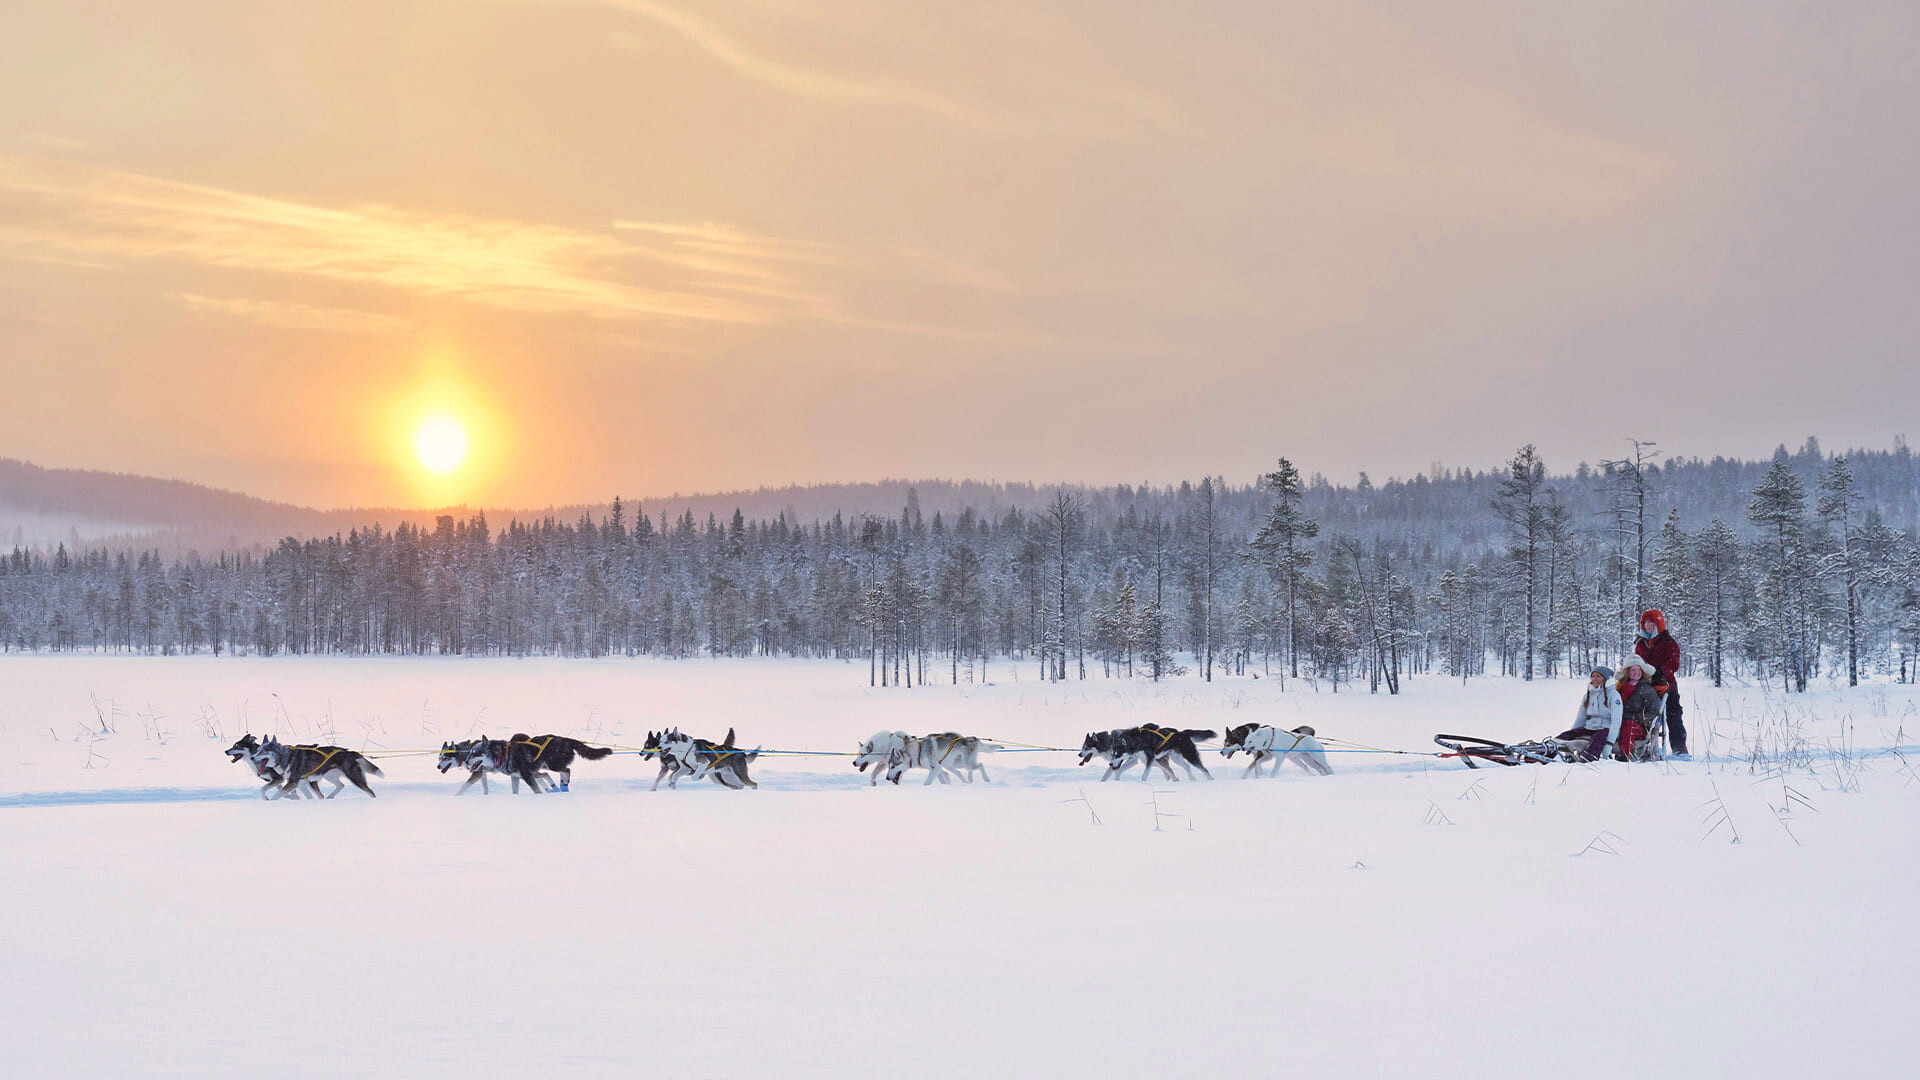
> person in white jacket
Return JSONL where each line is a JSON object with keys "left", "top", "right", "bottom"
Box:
{"left": 1553, "top": 665, "right": 1623, "bottom": 760}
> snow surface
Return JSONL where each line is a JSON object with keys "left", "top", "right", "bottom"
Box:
{"left": 2, "top": 655, "right": 1916, "bottom": 1078}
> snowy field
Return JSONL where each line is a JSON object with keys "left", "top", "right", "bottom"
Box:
{"left": 2, "top": 655, "right": 1916, "bottom": 1078}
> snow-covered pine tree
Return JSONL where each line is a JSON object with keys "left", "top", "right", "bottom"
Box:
{"left": 1749, "top": 457, "right": 1809, "bottom": 691}
{"left": 1649, "top": 508, "right": 1695, "bottom": 674}
{"left": 1817, "top": 457, "right": 1867, "bottom": 686}
{"left": 1248, "top": 457, "right": 1318, "bottom": 683}
{"left": 1692, "top": 518, "right": 1742, "bottom": 687}
{"left": 1492, "top": 444, "right": 1548, "bottom": 680}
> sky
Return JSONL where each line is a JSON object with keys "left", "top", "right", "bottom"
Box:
{"left": 2, "top": 1, "right": 1916, "bottom": 509}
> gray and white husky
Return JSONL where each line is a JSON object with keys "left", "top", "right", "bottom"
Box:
{"left": 255, "top": 735, "right": 383, "bottom": 799}
{"left": 883, "top": 733, "right": 1002, "bottom": 786}
{"left": 1221, "top": 723, "right": 1333, "bottom": 778}
{"left": 226, "top": 734, "right": 321, "bottom": 799}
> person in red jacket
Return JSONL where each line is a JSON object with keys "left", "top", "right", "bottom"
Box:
{"left": 1634, "top": 608, "right": 1687, "bottom": 756}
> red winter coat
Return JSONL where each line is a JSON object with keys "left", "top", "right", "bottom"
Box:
{"left": 1635, "top": 608, "right": 1680, "bottom": 683}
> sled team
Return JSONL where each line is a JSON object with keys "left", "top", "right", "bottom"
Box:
{"left": 221, "top": 607, "right": 1691, "bottom": 796}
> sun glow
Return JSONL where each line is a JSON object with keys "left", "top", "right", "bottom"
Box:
{"left": 413, "top": 414, "right": 470, "bottom": 475}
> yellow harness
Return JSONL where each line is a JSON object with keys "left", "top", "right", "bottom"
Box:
{"left": 511, "top": 736, "right": 555, "bottom": 760}
{"left": 295, "top": 746, "right": 344, "bottom": 779}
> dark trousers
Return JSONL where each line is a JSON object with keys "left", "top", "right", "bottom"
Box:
{"left": 1555, "top": 728, "right": 1610, "bottom": 760}
{"left": 1665, "top": 682, "right": 1687, "bottom": 753}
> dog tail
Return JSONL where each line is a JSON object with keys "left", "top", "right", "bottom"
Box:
{"left": 359, "top": 755, "right": 385, "bottom": 776}
{"left": 1185, "top": 729, "right": 1218, "bottom": 743}
{"left": 574, "top": 741, "right": 615, "bottom": 760}
{"left": 744, "top": 746, "right": 762, "bottom": 762}
{"left": 975, "top": 741, "right": 1004, "bottom": 753}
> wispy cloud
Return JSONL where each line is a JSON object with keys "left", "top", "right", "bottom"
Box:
{"left": 171, "top": 293, "right": 418, "bottom": 337}
{"left": 0, "top": 155, "right": 836, "bottom": 325}
{"left": 600, "top": 1, "right": 1017, "bottom": 133}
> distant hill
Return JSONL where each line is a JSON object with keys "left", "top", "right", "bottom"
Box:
{"left": 0, "top": 459, "right": 1067, "bottom": 555}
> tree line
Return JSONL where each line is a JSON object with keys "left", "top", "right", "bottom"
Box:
{"left": 2, "top": 438, "right": 1917, "bottom": 691}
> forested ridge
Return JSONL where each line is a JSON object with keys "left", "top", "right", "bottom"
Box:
{"left": 3, "top": 437, "right": 1917, "bottom": 691}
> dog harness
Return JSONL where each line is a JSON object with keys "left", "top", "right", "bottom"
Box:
{"left": 295, "top": 746, "right": 344, "bottom": 779}
{"left": 511, "top": 736, "right": 554, "bottom": 760}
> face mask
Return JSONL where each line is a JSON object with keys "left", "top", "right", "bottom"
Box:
{"left": 1639, "top": 627, "right": 1656, "bottom": 638}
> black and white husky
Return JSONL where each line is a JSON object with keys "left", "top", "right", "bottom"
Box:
{"left": 1077, "top": 724, "right": 1216, "bottom": 782}
{"left": 644, "top": 728, "right": 759, "bottom": 790}
{"left": 1221, "top": 723, "right": 1333, "bottom": 778}
{"left": 436, "top": 738, "right": 548, "bottom": 794}
{"left": 226, "top": 734, "right": 321, "bottom": 799}
{"left": 437, "top": 735, "right": 611, "bottom": 794}
{"left": 255, "top": 735, "right": 383, "bottom": 799}
{"left": 882, "top": 733, "right": 1002, "bottom": 786}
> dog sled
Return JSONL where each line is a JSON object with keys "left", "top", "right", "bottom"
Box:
{"left": 1435, "top": 688, "right": 1671, "bottom": 769}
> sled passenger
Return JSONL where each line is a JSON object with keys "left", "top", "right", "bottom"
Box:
{"left": 1614, "top": 657, "right": 1664, "bottom": 758}
{"left": 1554, "top": 665, "right": 1622, "bottom": 760}
{"left": 1634, "top": 609, "right": 1688, "bottom": 757}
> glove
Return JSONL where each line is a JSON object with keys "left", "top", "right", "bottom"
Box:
{"left": 1601, "top": 742, "right": 1615, "bottom": 760}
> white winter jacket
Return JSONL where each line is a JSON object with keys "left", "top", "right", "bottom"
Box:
{"left": 1574, "top": 682, "right": 1624, "bottom": 741}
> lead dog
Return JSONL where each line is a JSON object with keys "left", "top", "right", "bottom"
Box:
{"left": 256, "top": 735, "right": 383, "bottom": 799}
{"left": 1077, "top": 724, "right": 1216, "bottom": 782}
{"left": 226, "top": 734, "right": 321, "bottom": 799}
{"left": 883, "top": 733, "right": 1002, "bottom": 785}
{"left": 1221, "top": 723, "right": 1333, "bottom": 778}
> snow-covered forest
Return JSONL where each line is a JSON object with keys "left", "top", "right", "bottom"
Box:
{"left": 3, "top": 438, "right": 1917, "bottom": 690}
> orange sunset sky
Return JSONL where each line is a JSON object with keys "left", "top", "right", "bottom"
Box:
{"left": 3, "top": 1, "right": 1917, "bottom": 509}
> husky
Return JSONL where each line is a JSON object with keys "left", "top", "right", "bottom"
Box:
{"left": 641, "top": 728, "right": 698, "bottom": 790}
{"left": 436, "top": 738, "right": 552, "bottom": 794}
{"left": 1221, "top": 723, "right": 1333, "bottom": 778}
{"left": 854, "top": 731, "right": 910, "bottom": 785}
{"left": 655, "top": 727, "right": 760, "bottom": 790}
{"left": 883, "top": 733, "right": 1002, "bottom": 786}
{"left": 226, "top": 734, "right": 321, "bottom": 799}
{"left": 444, "top": 734, "right": 613, "bottom": 794}
{"left": 1077, "top": 724, "right": 1216, "bottom": 782}
{"left": 256, "top": 735, "right": 383, "bottom": 799}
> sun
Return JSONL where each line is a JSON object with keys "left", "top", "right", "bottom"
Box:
{"left": 413, "top": 414, "right": 470, "bottom": 475}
